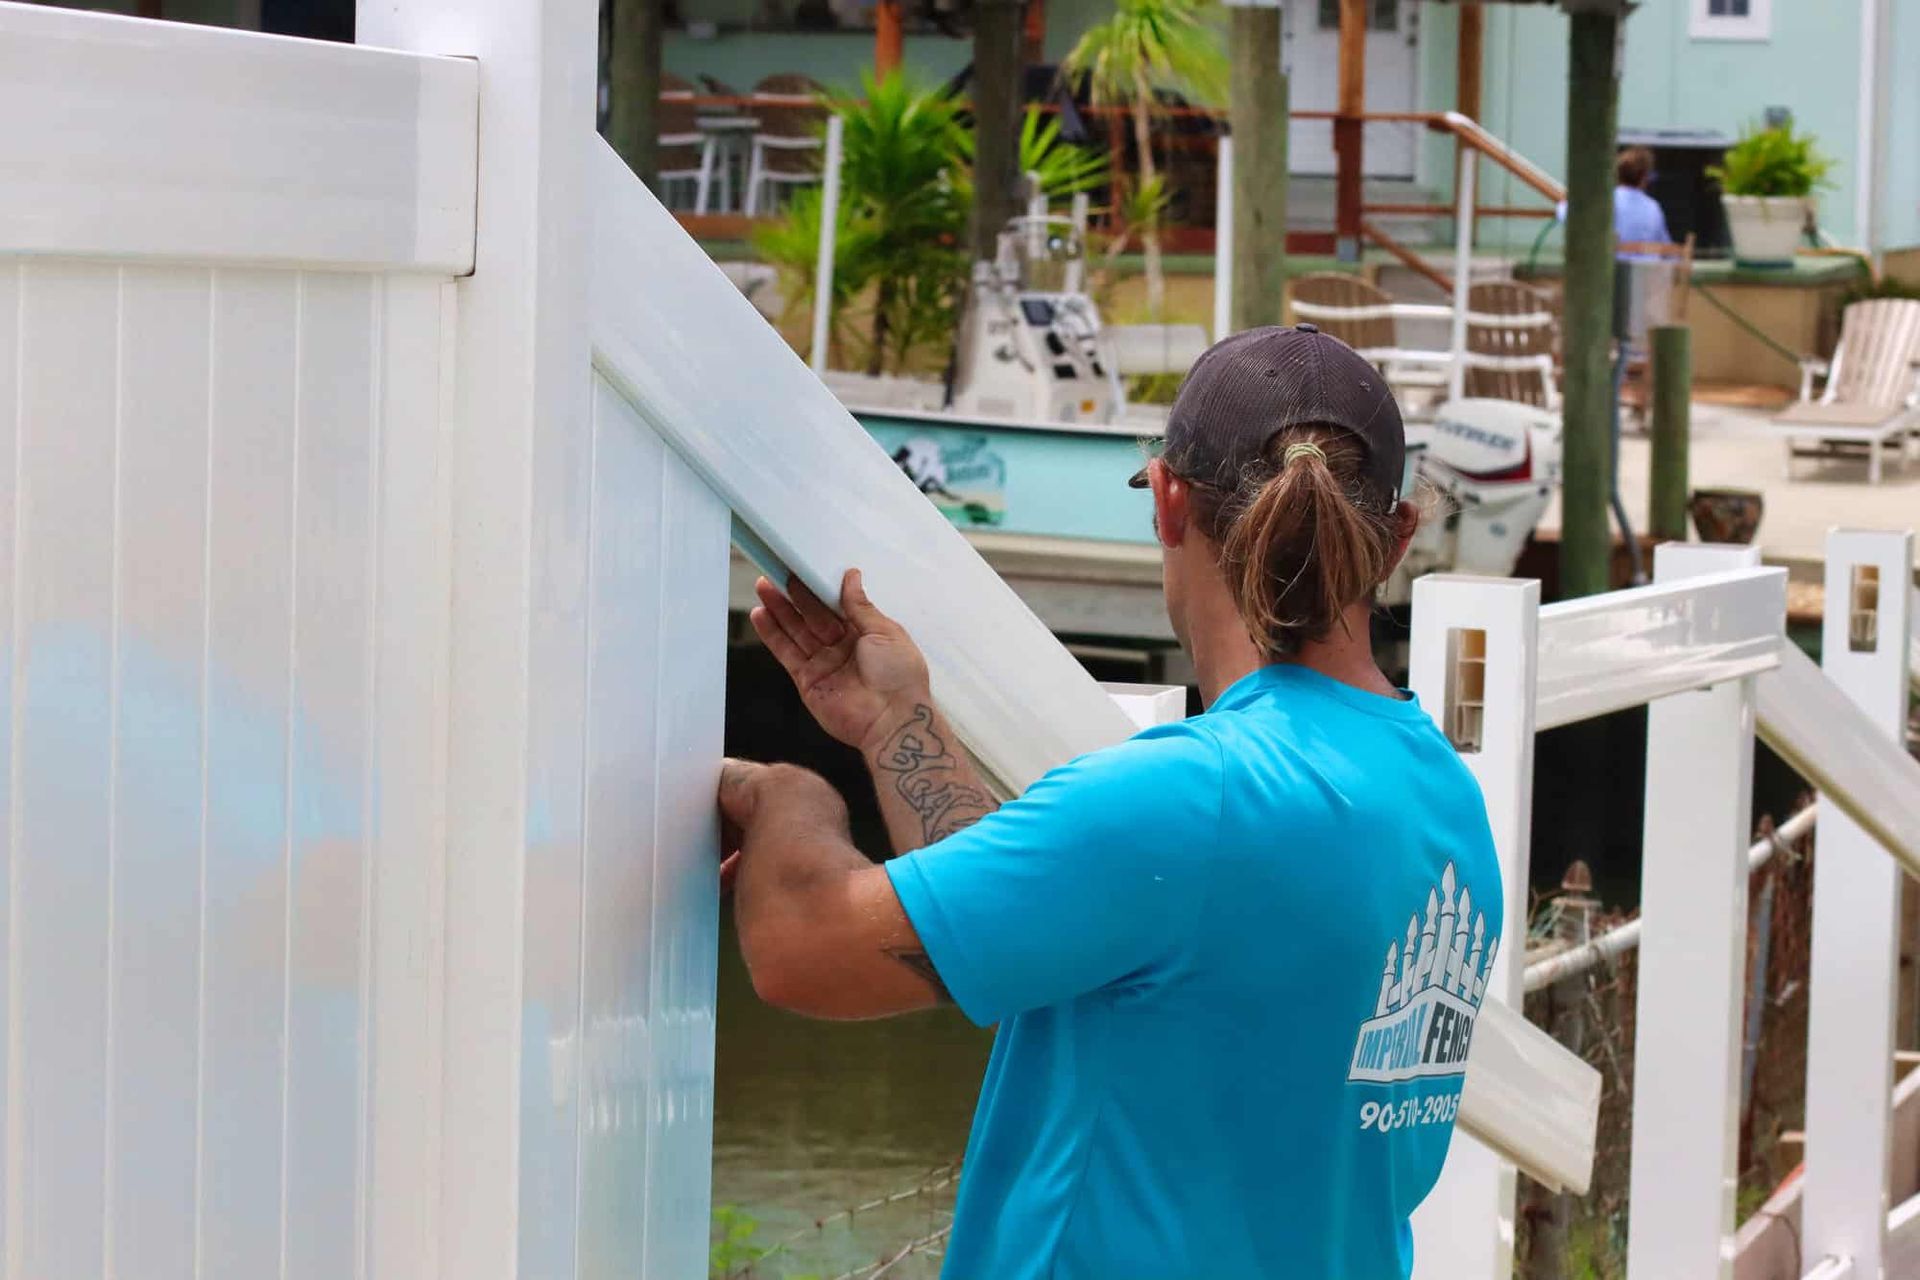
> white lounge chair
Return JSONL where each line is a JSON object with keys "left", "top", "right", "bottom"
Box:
{"left": 1773, "top": 297, "right": 1920, "bottom": 484}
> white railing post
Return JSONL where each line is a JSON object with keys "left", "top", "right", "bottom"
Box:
{"left": 1446, "top": 144, "right": 1476, "bottom": 404}
{"left": 809, "top": 113, "right": 844, "bottom": 375}
{"left": 1627, "top": 542, "right": 1767, "bottom": 1280}
{"left": 1065, "top": 190, "right": 1090, "bottom": 296}
{"left": 1214, "top": 133, "right": 1234, "bottom": 341}
{"left": 1803, "top": 528, "right": 1916, "bottom": 1280}
{"left": 1408, "top": 574, "right": 1541, "bottom": 1280}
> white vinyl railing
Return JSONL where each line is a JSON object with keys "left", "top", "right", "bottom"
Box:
{"left": 1410, "top": 533, "right": 1919, "bottom": 1280}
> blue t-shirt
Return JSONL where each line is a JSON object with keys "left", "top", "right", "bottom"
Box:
{"left": 885, "top": 663, "right": 1503, "bottom": 1279}
{"left": 1614, "top": 185, "right": 1672, "bottom": 251}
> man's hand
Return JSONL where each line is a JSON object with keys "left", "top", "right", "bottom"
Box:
{"left": 717, "top": 758, "right": 846, "bottom": 892}
{"left": 750, "top": 569, "right": 930, "bottom": 753}
{"left": 715, "top": 755, "right": 952, "bottom": 1018}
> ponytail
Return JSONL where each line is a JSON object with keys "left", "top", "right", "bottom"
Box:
{"left": 1200, "top": 426, "right": 1400, "bottom": 658}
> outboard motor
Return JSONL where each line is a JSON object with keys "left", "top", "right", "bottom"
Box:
{"left": 1386, "top": 397, "right": 1563, "bottom": 605}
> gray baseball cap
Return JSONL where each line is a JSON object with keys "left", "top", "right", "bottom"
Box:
{"left": 1128, "top": 324, "right": 1405, "bottom": 502}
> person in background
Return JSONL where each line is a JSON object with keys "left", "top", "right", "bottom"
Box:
{"left": 1613, "top": 145, "right": 1672, "bottom": 250}
{"left": 716, "top": 325, "right": 1504, "bottom": 1279}
{"left": 1555, "top": 144, "right": 1672, "bottom": 255}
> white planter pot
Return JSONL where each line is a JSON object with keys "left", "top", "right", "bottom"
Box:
{"left": 1723, "top": 194, "right": 1811, "bottom": 268}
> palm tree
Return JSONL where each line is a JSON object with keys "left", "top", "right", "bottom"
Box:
{"left": 1062, "top": 0, "right": 1227, "bottom": 319}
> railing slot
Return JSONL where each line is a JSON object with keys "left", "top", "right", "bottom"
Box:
{"left": 1446, "top": 627, "right": 1488, "bottom": 753}
{"left": 1849, "top": 564, "right": 1881, "bottom": 652}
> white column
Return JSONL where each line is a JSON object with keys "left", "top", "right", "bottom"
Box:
{"left": 1408, "top": 574, "right": 1542, "bottom": 1280}
{"left": 1803, "top": 528, "right": 1915, "bottom": 1280}
{"left": 1065, "top": 190, "right": 1090, "bottom": 295}
{"left": 353, "top": 0, "right": 596, "bottom": 1276}
{"left": 1214, "top": 133, "right": 1235, "bottom": 341}
{"left": 1446, "top": 143, "right": 1476, "bottom": 403}
{"left": 809, "top": 113, "right": 843, "bottom": 374}
{"left": 1627, "top": 542, "right": 1765, "bottom": 1280}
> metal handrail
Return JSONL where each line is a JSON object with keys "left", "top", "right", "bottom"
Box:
{"left": 1523, "top": 805, "right": 1819, "bottom": 994}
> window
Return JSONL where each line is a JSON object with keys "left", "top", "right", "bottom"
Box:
{"left": 1317, "top": 0, "right": 1399, "bottom": 33}
{"left": 1690, "top": 0, "right": 1770, "bottom": 41}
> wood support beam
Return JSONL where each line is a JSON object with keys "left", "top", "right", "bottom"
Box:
{"left": 1023, "top": 0, "right": 1046, "bottom": 65}
{"left": 1334, "top": 0, "right": 1366, "bottom": 260}
{"left": 876, "top": 0, "right": 904, "bottom": 78}
{"left": 1456, "top": 2, "right": 1484, "bottom": 247}
{"left": 1228, "top": 5, "right": 1287, "bottom": 332}
{"left": 970, "top": 0, "right": 1026, "bottom": 261}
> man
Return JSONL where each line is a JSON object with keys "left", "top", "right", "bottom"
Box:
{"left": 719, "top": 326, "right": 1503, "bottom": 1278}
{"left": 1554, "top": 144, "right": 1672, "bottom": 256}
{"left": 1613, "top": 145, "right": 1672, "bottom": 250}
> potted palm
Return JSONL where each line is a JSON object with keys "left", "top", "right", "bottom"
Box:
{"left": 1709, "top": 122, "right": 1833, "bottom": 268}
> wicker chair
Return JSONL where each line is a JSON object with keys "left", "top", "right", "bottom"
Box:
{"left": 1462, "top": 281, "right": 1560, "bottom": 410}
{"left": 743, "top": 73, "right": 826, "bottom": 216}
{"left": 1287, "top": 272, "right": 1452, "bottom": 410}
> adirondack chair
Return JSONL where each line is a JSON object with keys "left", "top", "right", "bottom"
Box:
{"left": 1462, "top": 280, "right": 1560, "bottom": 411}
{"left": 1774, "top": 298, "right": 1920, "bottom": 484}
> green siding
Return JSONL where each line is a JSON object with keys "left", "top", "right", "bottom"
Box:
{"left": 1443, "top": 0, "right": 1858, "bottom": 253}
{"left": 1882, "top": 0, "right": 1920, "bottom": 251}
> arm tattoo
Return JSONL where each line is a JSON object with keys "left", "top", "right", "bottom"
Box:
{"left": 884, "top": 946, "right": 954, "bottom": 1004}
{"left": 871, "top": 704, "right": 995, "bottom": 845}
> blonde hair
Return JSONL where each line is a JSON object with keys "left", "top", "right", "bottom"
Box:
{"left": 1191, "top": 425, "right": 1400, "bottom": 659}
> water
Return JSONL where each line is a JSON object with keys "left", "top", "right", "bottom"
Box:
{"left": 714, "top": 643, "right": 995, "bottom": 1277}
{"left": 711, "top": 912, "right": 990, "bottom": 1278}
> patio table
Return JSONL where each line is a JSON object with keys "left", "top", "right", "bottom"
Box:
{"left": 695, "top": 114, "right": 758, "bottom": 213}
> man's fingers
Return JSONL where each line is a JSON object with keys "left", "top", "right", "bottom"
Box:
{"left": 785, "top": 575, "right": 848, "bottom": 645}
{"left": 754, "top": 577, "right": 819, "bottom": 657}
{"left": 839, "top": 568, "right": 892, "bottom": 632}
{"left": 716, "top": 758, "right": 761, "bottom": 827}
{"left": 749, "top": 606, "right": 810, "bottom": 674}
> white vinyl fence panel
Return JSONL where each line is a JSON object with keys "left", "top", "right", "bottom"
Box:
{"left": 0, "top": 261, "right": 456, "bottom": 1279}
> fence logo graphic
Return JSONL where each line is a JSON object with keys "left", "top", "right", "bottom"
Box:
{"left": 1347, "top": 862, "right": 1500, "bottom": 1084}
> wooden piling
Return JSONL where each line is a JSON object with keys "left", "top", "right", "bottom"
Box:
{"left": 1229, "top": 5, "right": 1288, "bottom": 332}
{"left": 1558, "top": 8, "right": 1622, "bottom": 599}
{"left": 1649, "top": 324, "right": 1692, "bottom": 543}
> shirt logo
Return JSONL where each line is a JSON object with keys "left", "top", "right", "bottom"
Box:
{"left": 1347, "top": 863, "right": 1499, "bottom": 1084}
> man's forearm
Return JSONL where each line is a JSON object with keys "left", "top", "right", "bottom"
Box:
{"left": 861, "top": 699, "right": 998, "bottom": 854}
{"left": 733, "top": 768, "right": 869, "bottom": 978}
{"left": 727, "top": 762, "right": 955, "bottom": 1015}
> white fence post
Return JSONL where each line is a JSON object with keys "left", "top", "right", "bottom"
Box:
{"left": 1408, "top": 574, "right": 1542, "bottom": 1280}
{"left": 1803, "top": 528, "right": 1916, "bottom": 1280}
{"left": 1213, "top": 133, "right": 1234, "bottom": 341}
{"left": 1627, "top": 542, "right": 1767, "bottom": 1280}
{"left": 809, "top": 113, "right": 844, "bottom": 374}
{"left": 356, "top": 0, "right": 596, "bottom": 1273}
{"left": 1446, "top": 145, "right": 1476, "bottom": 404}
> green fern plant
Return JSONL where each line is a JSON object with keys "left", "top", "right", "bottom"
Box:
{"left": 1708, "top": 122, "right": 1834, "bottom": 198}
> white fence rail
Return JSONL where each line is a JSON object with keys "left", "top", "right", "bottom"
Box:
{"left": 0, "top": 1, "right": 478, "bottom": 273}
{"left": 1410, "top": 532, "right": 1918, "bottom": 1280}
